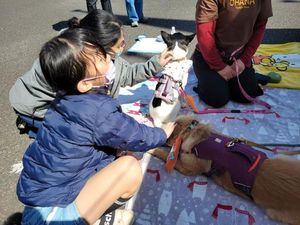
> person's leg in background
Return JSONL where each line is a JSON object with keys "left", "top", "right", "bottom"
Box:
{"left": 86, "top": 0, "right": 97, "bottom": 13}
{"left": 192, "top": 49, "right": 230, "bottom": 108}
{"left": 134, "top": 0, "right": 147, "bottom": 22}
{"left": 228, "top": 66, "right": 263, "bottom": 103}
{"left": 100, "top": 0, "right": 113, "bottom": 13}
{"left": 125, "top": 0, "right": 139, "bottom": 27}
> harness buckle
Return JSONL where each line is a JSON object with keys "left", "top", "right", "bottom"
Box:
{"left": 226, "top": 138, "right": 240, "bottom": 148}
{"left": 177, "top": 81, "right": 183, "bottom": 88}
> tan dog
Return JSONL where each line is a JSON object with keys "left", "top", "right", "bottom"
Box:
{"left": 147, "top": 116, "right": 300, "bottom": 225}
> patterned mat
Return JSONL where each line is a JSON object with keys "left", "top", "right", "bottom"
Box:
{"left": 119, "top": 61, "right": 300, "bottom": 225}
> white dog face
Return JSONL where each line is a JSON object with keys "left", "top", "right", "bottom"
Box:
{"left": 161, "top": 31, "right": 195, "bottom": 61}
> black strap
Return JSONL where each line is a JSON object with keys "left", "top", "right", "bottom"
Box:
{"left": 99, "top": 210, "right": 115, "bottom": 225}
{"left": 98, "top": 197, "right": 131, "bottom": 225}
{"left": 103, "top": 197, "right": 130, "bottom": 215}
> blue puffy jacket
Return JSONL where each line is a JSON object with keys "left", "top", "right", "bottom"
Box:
{"left": 17, "top": 93, "right": 166, "bottom": 207}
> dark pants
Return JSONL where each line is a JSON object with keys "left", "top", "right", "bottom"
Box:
{"left": 15, "top": 112, "right": 43, "bottom": 139}
{"left": 86, "top": 0, "right": 113, "bottom": 13}
{"left": 192, "top": 49, "right": 263, "bottom": 108}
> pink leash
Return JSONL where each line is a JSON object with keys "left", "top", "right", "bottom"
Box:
{"left": 195, "top": 108, "right": 280, "bottom": 117}
{"left": 234, "top": 57, "right": 271, "bottom": 109}
{"left": 189, "top": 49, "right": 280, "bottom": 117}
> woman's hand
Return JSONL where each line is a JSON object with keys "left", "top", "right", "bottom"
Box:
{"left": 158, "top": 48, "right": 173, "bottom": 67}
{"left": 231, "top": 59, "right": 245, "bottom": 76}
{"left": 160, "top": 122, "right": 176, "bottom": 138}
{"left": 217, "top": 65, "right": 235, "bottom": 81}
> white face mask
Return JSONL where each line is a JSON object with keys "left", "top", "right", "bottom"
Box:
{"left": 105, "top": 61, "right": 116, "bottom": 83}
{"left": 91, "top": 83, "right": 109, "bottom": 90}
{"left": 82, "top": 75, "right": 110, "bottom": 93}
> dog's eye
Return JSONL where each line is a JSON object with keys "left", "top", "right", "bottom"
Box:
{"left": 191, "top": 120, "right": 198, "bottom": 125}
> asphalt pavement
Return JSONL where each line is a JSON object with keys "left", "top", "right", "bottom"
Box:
{"left": 0, "top": 0, "right": 299, "bottom": 223}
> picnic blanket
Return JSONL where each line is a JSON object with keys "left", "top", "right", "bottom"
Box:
{"left": 119, "top": 61, "right": 300, "bottom": 225}
{"left": 253, "top": 42, "right": 300, "bottom": 89}
{"left": 127, "top": 37, "right": 167, "bottom": 54}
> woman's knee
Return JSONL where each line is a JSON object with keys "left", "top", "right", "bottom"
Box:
{"left": 194, "top": 83, "right": 229, "bottom": 108}
{"left": 202, "top": 93, "right": 229, "bottom": 108}
{"left": 229, "top": 68, "right": 262, "bottom": 102}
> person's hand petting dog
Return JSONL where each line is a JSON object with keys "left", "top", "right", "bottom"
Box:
{"left": 158, "top": 48, "right": 174, "bottom": 67}
{"left": 217, "top": 65, "right": 235, "bottom": 81}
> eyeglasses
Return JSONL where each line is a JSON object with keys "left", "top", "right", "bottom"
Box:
{"left": 119, "top": 40, "right": 126, "bottom": 48}
{"left": 110, "top": 40, "right": 125, "bottom": 53}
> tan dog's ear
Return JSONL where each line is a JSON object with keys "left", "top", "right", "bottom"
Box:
{"left": 190, "top": 124, "right": 212, "bottom": 143}
{"left": 166, "top": 116, "right": 196, "bottom": 146}
{"left": 180, "top": 123, "right": 211, "bottom": 153}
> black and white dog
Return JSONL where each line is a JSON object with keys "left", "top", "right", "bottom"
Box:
{"left": 149, "top": 31, "right": 195, "bottom": 127}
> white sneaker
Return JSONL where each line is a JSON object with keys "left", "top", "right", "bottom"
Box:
{"left": 95, "top": 209, "right": 134, "bottom": 225}
{"left": 131, "top": 21, "right": 138, "bottom": 27}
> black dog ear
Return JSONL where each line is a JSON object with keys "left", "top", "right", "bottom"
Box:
{"left": 186, "top": 33, "right": 196, "bottom": 44}
{"left": 161, "top": 31, "right": 172, "bottom": 45}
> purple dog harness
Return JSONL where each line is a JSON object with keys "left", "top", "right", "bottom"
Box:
{"left": 192, "top": 132, "right": 268, "bottom": 196}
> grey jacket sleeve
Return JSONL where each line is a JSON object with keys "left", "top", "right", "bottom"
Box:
{"left": 9, "top": 59, "right": 56, "bottom": 118}
{"left": 109, "top": 55, "right": 163, "bottom": 98}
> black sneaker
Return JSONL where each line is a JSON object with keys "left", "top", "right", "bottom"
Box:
{"left": 139, "top": 17, "right": 149, "bottom": 24}
{"left": 16, "top": 116, "right": 27, "bottom": 132}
